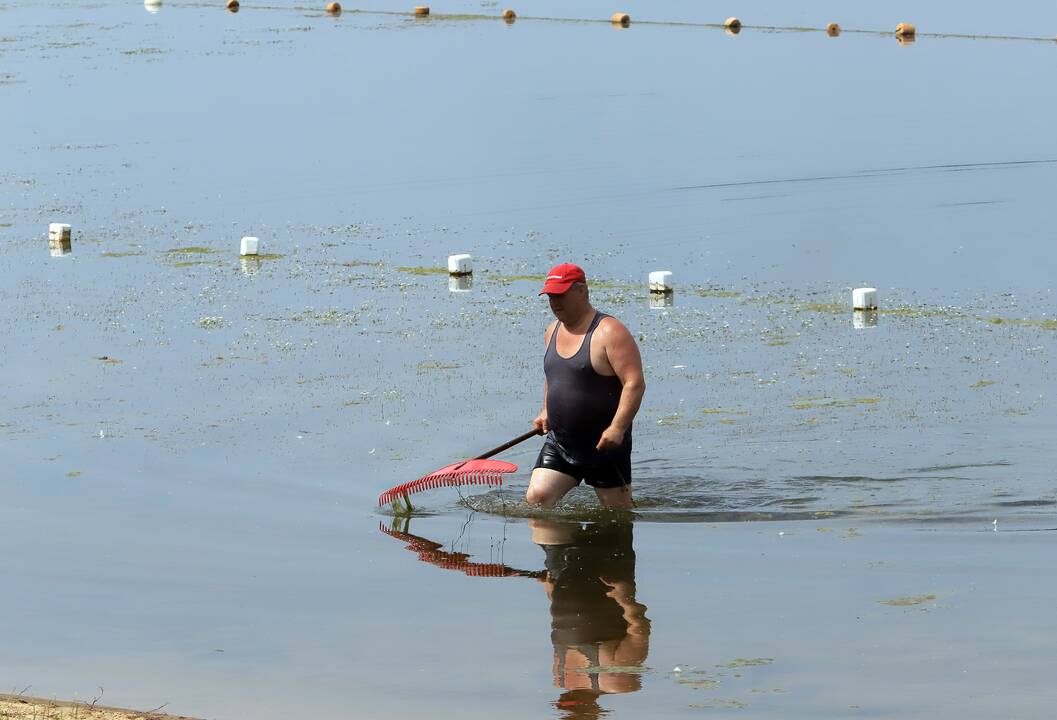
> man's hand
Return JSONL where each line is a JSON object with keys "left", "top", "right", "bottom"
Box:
{"left": 532, "top": 412, "right": 549, "bottom": 434}
{"left": 596, "top": 424, "right": 625, "bottom": 452}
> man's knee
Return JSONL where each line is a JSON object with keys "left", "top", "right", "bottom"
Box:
{"left": 526, "top": 469, "right": 575, "bottom": 507}
{"left": 525, "top": 484, "right": 554, "bottom": 507}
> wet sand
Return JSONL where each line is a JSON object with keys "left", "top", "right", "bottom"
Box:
{"left": 0, "top": 695, "right": 199, "bottom": 720}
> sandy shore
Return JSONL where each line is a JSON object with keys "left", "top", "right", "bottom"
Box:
{"left": 0, "top": 695, "right": 200, "bottom": 720}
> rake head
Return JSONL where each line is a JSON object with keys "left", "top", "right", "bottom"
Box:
{"left": 377, "top": 458, "right": 519, "bottom": 506}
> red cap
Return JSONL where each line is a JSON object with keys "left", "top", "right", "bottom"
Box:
{"left": 539, "top": 263, "right": 586, "bottom": 295}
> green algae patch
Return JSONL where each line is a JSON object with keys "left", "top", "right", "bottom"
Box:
{"left": 173, "top": 260, "right": 211, "bottom": 267}
{"left": 701, "top": 408, "right": 749, "bottom": 415}
{"left": 677, "top": 676, "right": 720, "bottom": 689}
{"left": 983, "top": 316, "right": 1057, "bottom": 331}
{"left": 880, "top": 594, "right": 936, "bottom": 607}
{"left": 483, "top": 272, "right": 546, "bottom": 284}
{"left": 882, "top": 305, "right": 966, "bottom": 319}
{"left": 342, "top": 260, "right": 385, "bottom": 268}
{"left": 101, "top": 251, "right": 145, "bottom": 258}
{"left": 417, "top": 360, "right": 461, "bottom": 370}
{"left": 248, "top": 253, "right": 284, "bottom": 261}
{"left": 692, "top": 287, "right": 741, "bottom": 299}
{"left": 792, "top": 396, "right": 882, "bottom": 410}
{"left": 797, "top": 301, "right": 845, "bottom": 314}
{"left": 971, "top": 379, "right": 997, "bottom": 389}
{"left": 397, "top": 265, "right": 448, "bottom": 276}
{"left": 291, "top": 309, "right": 361, "bottom": 326}
{"left": 198, "top": 316, "right": 226, "bottom": 330}
{"left": 166, "top": 246, "right": 216, "bottom": 255}
{"left": 722, "top": 658, "right": 774, "bottom": 668}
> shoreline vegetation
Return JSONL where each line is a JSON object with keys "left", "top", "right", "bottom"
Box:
{"left": 0, "top": 695, "right": 200, "bottom": 720}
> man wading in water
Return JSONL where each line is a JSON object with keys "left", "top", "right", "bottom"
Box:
{"left": 527, "top": 263, "right": 645, "bottom": 509}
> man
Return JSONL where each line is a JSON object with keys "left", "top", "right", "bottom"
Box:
{"left": 527, "top": 263, "right": 645, "bottom": 509}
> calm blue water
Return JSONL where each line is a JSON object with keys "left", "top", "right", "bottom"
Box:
{"left": 1, "top": 1, "right": 1055, "bottom": 717}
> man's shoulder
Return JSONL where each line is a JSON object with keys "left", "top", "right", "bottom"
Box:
{"left": 597, "top": 314, "right": 634, "bottom": 340}
{"left": 544, "top": 319, "right": 559, "bottom": 341}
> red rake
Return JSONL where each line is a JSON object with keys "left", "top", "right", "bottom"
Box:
{"left": 378, "top": 428, "right": 542, "bottom": 507}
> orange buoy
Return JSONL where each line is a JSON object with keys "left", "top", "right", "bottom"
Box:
{"left": 326, "top": 1, "right": 341, "bottom": 13}
{"left": 226, "top": 0, "right": 239, "bottom": 10}
{"left": 611, "top": 12, "right": 630, "bottom": 26}
{"left": 895, "top": 22, "right": 915, "bottom": 37}
{"left": 724, "top": 16, "right": 741, "bottom": 31}
{"left": 414, "top": 5, "right": 429, "bottom": 15}
{"left": 826, "top": 22, "right": 840, "bottom": 37}
{"left": 502, "top": 8, "right": 516, "bottom": 20}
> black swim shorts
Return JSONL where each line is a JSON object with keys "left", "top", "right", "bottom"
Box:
{"left": 533, "top": 441, "right": 631, "bottom": 489}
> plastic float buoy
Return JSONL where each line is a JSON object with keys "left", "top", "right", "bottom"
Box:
{"left": 827, "top": 23, "right": 840, "bottom": 37}
{"left": 326, "top": 1, "right": 342, "bottom": 14}
{"left": 895, "top": 22, "right": 915, "bottom": 37}
{"left": 49, "top": 222, "right": 72, "bottom": 244}
{"left": 144, "top": 0, "right": 162, "bottom": 12}
{"left": 852, "top": 287, "right": 878, "bottom": 311}
{"left": 447, "top": 254, "right": 473, "bottom": 276}
{"left": 226, "top": 0, "right": 239, "bottom": 11}
{"left": 414, "top": 5, "right": 430, "bottom": 15}
{"left": 48, "top": 223, "right": 72, "bottom": 257}
{"left": 502, "top": 8, "right": 516, "bottom": 21}
{"left": 240, "top": 236, "right": 259, "bottom": 257}
{"left": 611, "top": 12, "right": 630, "bottom": 26}
{"left": 724, "top": 17, "right": 741, "bottom": 31}
{"left": 649, "top": 270, "right": 674, "bottom": 295}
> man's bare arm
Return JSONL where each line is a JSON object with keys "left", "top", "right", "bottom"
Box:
{"left": 596, "top": 320, "right": 645, "bottom": 451}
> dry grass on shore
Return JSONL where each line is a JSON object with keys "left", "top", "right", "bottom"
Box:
{"left": 0, "top": 695, "right": 200, "bottom": 720}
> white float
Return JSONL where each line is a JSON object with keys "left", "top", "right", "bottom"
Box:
{"left": 240, "top": 236, "right": 259, "bottom": 256}
{"left": 49, "top": 223, "right": 71, "bottom": 243}
{"left": 852, "top": 287, "right": 877, "bottom": 311}
{"left": 649, "top": 270, "right": 673, "bottom": 294}
{"left": 448, "top": 253, "right": 473, "bottom": 276}
{"left": 144, "top": 0, "right": 162, "bottom": 12}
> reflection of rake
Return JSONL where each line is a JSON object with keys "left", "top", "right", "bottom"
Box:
{"left": 379, "top": 521, "right": 544, "bottom": 579}
{"left": 378, "top": 428, "right": 542, "bottom": 510}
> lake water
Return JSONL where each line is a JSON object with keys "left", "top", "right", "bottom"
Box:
{"left": 1, "top": 1, "right": 1055, "bottom": 717}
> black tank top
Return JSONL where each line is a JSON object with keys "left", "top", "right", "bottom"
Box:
{"left": 545, "top": 311, "right": 628, "bottom": 463}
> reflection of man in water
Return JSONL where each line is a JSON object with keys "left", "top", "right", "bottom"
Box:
{"left": 531, "top": 519, "right": 650, "bottom": 719}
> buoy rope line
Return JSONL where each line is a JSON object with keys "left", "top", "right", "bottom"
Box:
{"left": 175, "top": 2, "right": 1057, "bottom": 44}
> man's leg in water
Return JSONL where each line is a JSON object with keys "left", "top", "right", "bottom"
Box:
{"left": 594, "top": 484, "right": 633, "bottom": 509}
{"left": 526, "top": 468, "right": 579, "bottom": 508}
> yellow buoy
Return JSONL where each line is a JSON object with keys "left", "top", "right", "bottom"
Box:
{"left": 895, "top": 22, "right": 915, "bottom": 37}
{"left": 826, "top": 22, "right": 840, "bottom": 37}
{"left": 226, "top": 0, "right": 239, "bottom": 10}
{"left": 502, "top": 8, "right": 516, "bottom": 20}
{"left": 611, "top": 12, "right": 630, "bottom": 26}
{"left": 724, "top": 17, "right": 741, "bottom": 31}
{"left": 414, "top": 5, "right": 429, "bottom": 15}
{"left": 326, "top": 1, "right": 341, "bottom": 13}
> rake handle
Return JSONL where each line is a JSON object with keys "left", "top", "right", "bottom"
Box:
{"left": 474, "top": 428, "right": 544, "bottom": 460}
